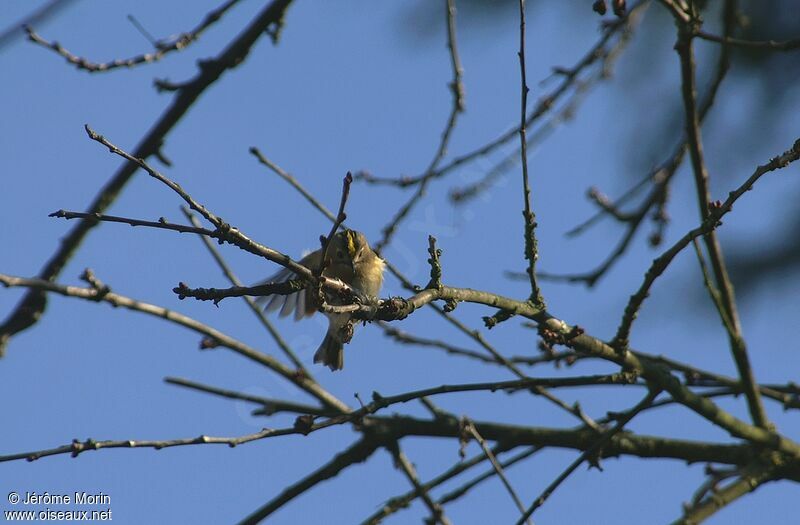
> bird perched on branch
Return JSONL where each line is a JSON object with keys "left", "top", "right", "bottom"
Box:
{"left": 257, "top": 229, "right": 384, "bottom": 371}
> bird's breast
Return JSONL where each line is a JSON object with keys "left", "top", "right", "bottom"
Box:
{"left": 353, "top": 258, "right": 385, "bottom": 298}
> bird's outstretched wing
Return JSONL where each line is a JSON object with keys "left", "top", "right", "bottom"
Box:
{"left": 254, "top": 252, "right": 319, "bottom": 320}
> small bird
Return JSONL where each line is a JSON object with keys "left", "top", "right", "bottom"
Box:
{"left": 257, "top": 229, "right": 385, "bottom": 371}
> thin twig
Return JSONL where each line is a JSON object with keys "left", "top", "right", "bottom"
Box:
{"left": 0, "top": 0, "right": 295, "bottom": 355}
{"left": 447, "top": 1, "right": 647, "bottom": 206}
{"left": 165, "top": 377, "right": 335, "bottom": 417}
{"left": 448, "top": 93, "right": 574, "bottom": 204}
{"left": 0, "top": 425, "right": 314, "bottom": 463}
{"left": 380, "top": 322, "right": 581, "bottom": 368}
{"left": 445, "top": 0, "right": 465, "bottom": 112}
{"left": 551, "top": 0, "right": 735, "bottom": 286}
{"left": 686, "top": 464, "right": 740, "bottom": 509}
{"left": 48, "top": 209, "right": 206, "bottom": 234}
{"left": 642, "top": 351, "right": 797, "bottom": 409}
{"left": 81, "top": 126, "right": 358, "bottom": 301}
{"left": 361, "top": 443, "right": 521, "bottom": 525}
{"left": 518, "top": 0, "right": 544, "bottom": 307}
{"left": 173, "top": 281, "right": 305, "bottom": 303}
{"left": 675, "top": 12, "right": 769, "bottom": 428}
{"left": 180, "top": 207, "right": 308, "bottom": 372}
{"left": 388, "top": 443, "right": 453, "bottom": 525}
{"left": 695, "top": 31, "right": 800, "bottom": 51}
{"left": 249, "top": 148, "right": 337, "bottom": 223}
{"left": 357, "top": 1, "right": 649, "bottom": 190}
{"left": 463, "top": 418, "right": 531, "bottom": 524}
{"left": 372, "top": 0, "right": 465, "bottom": 252}
{"left": 564, "top": 174, "right": 653, "bottom": 237}
{"left": 514, "top": 388, "right": 661, "bottom": 524}
{"left": 0, "top": 272, "right": 347, "bottom": 412}
{"left": 24, "top": 0, "right": 244, "bottom": 73}
{"left": 437, "top": 447, "right": 540, "bottom": 505}
{"left": 673, "top": 461, "right": 780, "bottom": 525}
{"left": 48, "top": 206, "right": 340, "bottom": 296}
{"left": 250, "top": 152, "right": 602, "bottom": 430}
{"left": 612, "top": 137, "right": 800, "bottom": 349}
{"left": 317, "top": 172, "right": 353, "bottom": 276}
{"left": 691, "top": 238, "right": 735, "bottom": 334}
{"left": 237, "top": 438, "right": 382, "bottom": 525}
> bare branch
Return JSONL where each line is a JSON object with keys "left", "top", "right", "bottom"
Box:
{"left": 612, "top": 137, "right": 800, "bottom": 350}
{"left": 164, "top": 377, "right": 336, "bottom": 417}
{"left": 463, "top": 418, "right": 531, "bottom": 524}
{"left": 675, "top": 13, "right": 768, "bottom": 428}
{"left": 237, "top": 438, "right": 382, "bottom": 525}
{"left": 437, "top": 447, "right": 539, "bottom": 505}
{"left": 515, "top": 388, "right": 661, "bottom": 524}
{"left": 673, "top": 461, "right": 781, "bottom": 524}
{"left": 0, "top": 272, "right": 347, "bottom": 413}
{"left": 387, "top": 443, "right": 453, "bottom": 525}
{"left": 517, "top": 0, "right": 544, "bottom": 307}
{"left": 362, "top": 443, "right": 521, "bottom": 524}
{"left": 317, "top": 172, "right": 353, "bottom": 276}
{"left": 695, "top": 31, "right": 800, "bottom": 51}
{"left": 80, "top": 126, "right": 359, "bottom": 301}
{"left": 249, "top": 154, "right": 601, "bottom": 430}
{"left": 24, "top": 0, "right": 244, "bottom": 72}
{"left": 0, "top": 0, "right": 295, "bottom": 354}
{"left": 552, "top": 0, "right": 736, "bottom": 286}
{"left": 356, "top": 1, "right": 649, "bottom": 190}
{"left": 173, "top": 281, "right": 305, "bottom": 304}
{"left": 0, "top": 427, "right": 302, "bottom": 463}
{"left": 249, "top": 148, "right": 336, "bottom": 222}
{"left": 180, "top": 207, "right": 308, "bottom": 372}
{"left": 372, "top": 0, "right": 466, "bottom": 253}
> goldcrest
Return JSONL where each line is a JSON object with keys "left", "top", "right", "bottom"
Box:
{"left": 257, "top": 229, "right": 385, "bottom": 371}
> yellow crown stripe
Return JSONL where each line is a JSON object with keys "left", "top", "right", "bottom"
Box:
{"left": 345, "top": 230, "right": 357, "bottom": 258}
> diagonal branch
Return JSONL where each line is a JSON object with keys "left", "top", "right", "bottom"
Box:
{"left": 373, "top": 0, "right": 465, "bottom": 252}
{"left": 0, "top": 429, "right": 297, "bottom": 463}
{"left": 237, "top": 438, "right": 382, "bottom": 525}
{"left": 549, "top": 0, "right": 735, "bottom": 287}
{"left": 356, "top": 1, "right": 649, "bottom": 190}
{"left": 180, "top": 207, "right": 308, "bottom": 372}
{"left": 612, "top": 137, "right": 800, "bottom": 349}
{"left": 378, "top": 322, "right": 581, "bottom": 368}
{"left": 361, "top": 443, "right": 522, "bottom": 524}
{"left": 672, "top": 461, "right": 781, "bottom": 525}
{"left": 675, "top": 11, "right": 768, "bottom": 428}
{"left": 317, "top": 172, "right": 353, "bottom": 276}
{"left": 250, "top": 152, "right": 601, "bottom": 430}
{"left": 47, "top": 207, "right": 347, "bottom": 298}
{"left": 463, "top": 418, "right": 531, "bottom": 524}
{"left": 515, "top": 388, "right": 661, "bottom": 524}
{"left": 387, "top": 443, "right": 453, "bottom": 525}
{"left": 0, "top": 272, "right": 347, "bottom": 413}
{"left": 79, "top": 127, "right": 359, "bottom": 301}
{"left": 437, "top": 447, "right": 539, "bottom": 506}
{"left": 0, "top": 0, "right": 294, "bottom": 356}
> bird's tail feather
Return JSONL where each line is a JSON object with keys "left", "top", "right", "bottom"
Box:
{"left": 313, "top": 332, "right": 344, "bottom": 371}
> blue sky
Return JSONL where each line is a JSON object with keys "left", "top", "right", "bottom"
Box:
{"left": 2, "top": 1, "right": 799, "bottom": 523}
